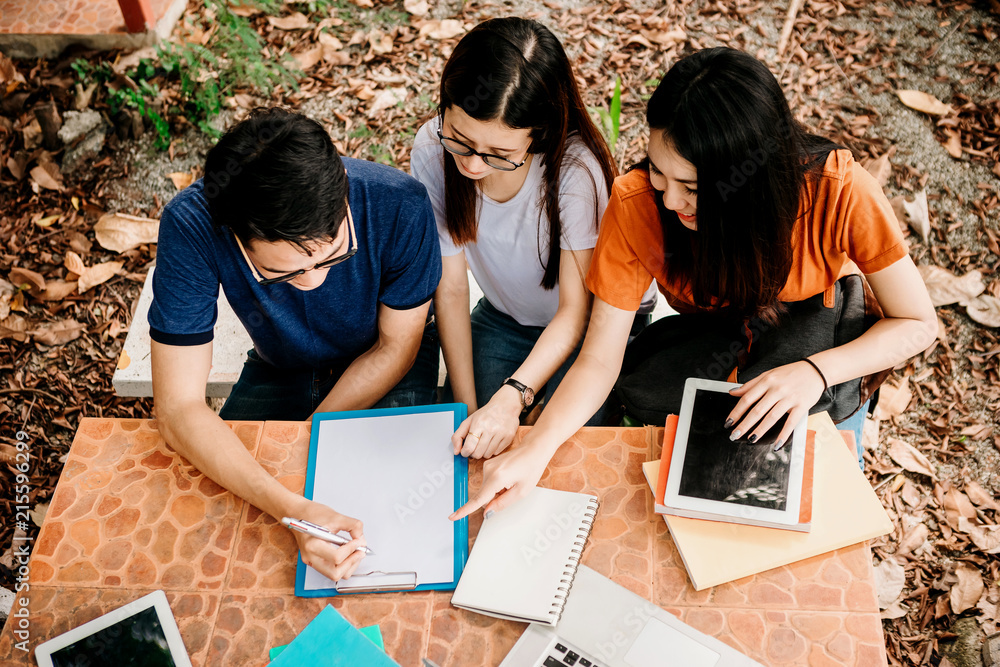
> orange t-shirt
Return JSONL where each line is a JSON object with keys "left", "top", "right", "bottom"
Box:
{"left": 586, "top": 150, "right": 909, "bottom": 312}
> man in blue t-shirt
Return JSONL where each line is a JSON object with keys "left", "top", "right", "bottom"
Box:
{"left": 149, "top": 108, "right": 441, "bottom": 583}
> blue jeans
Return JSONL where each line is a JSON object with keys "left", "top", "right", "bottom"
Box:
{"left": 219, "top": 324, "right": 440, "bottom": 421}
{"left": 838, "top": 399, "right": 870, "bottom": 470}
{"left": 445, "top": 298, "right": 607, "bottom": 425}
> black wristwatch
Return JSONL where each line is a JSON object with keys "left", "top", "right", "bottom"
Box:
{"left": 502, "top": 377, "right": 535, "bottom": 410}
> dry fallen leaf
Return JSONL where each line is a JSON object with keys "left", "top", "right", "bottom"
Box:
{"left": 39, "top": 280, "right": 78, "bottom": 301}
{"left": 890, "top": 190, "right": 930, "bottom": 242}
{"left": 918, "top": 266, "right": 985, "bottom": 307}
{"left": 8, "top": 267, "right": 46, "bottom": 295}
{"left": 64, "top": 251, "right": 87, "bottom": 276}
{"left": 0, "top": 443, "right": 18, "bottom": 465}
{"left": 403, "top": 0, "right": 429, "bottom": 16}
{"left": 30, "top": 319, "right": 85, "bottom": 346}
{"left": 943, "top": 130, "right": 963, "bottom": 159}
{"left": 267, "top": 12, "right": 311, "bottom": 30}
{"left": 319, "top": 31, "right": 344, "bottom": 50}
{"left": 950, "top": 563, "right": 984, "bottom": 614}
{"left": 887, "top": 438, "right": 936, "bottom": 478}
{"left": 964, "top": 294, "right": 1000, "bottom": 327}
{"left": 418, "top": 19, "right": 465, "bottom": 40}
{"left": 95, "top": 213, "right": 160, "bottom": 253}
{"left": 874, "top": 558, "right": 906, "bottom": 609}
{"left": 28, "top": 502, "right": 48, "bottom": 527}
{"left": 900, "top": 479, "right": 921, "bottom": 507}
{"left": 638, "top": 28, "right": 686, "bottom": 46}
{"left": 29, "top": 162, "right": 63, "bottom": 191}
{"left": 874, "top": 377, "right": 912, "bottom": 419}
{"left": 880, "top": 602, "right": 909, "bottom": 620}
{"left": 898, "top": 522, "right": 930, "bottom": 555}
{"left": 896, "top": 89, "right": 953, "bottom": 116}
{"left": 864, "top": 152, "right": 892, "bottom": 188}
{"left": 367, "top": 30, "right": 394, "bottom": 57}
{"left": 0, "top": 314, "right": 29, "bottom": 342}
{"left": 293, "top": 45, "right": 324, "bottom": 71}
{"left": 368, "top": 87, "right": 408, "bottom": 118}
{"left": 966, "top": 481, "right": 1000, "bottom": 511}
{"left": 166, "top": 171, "right": 193, "bottom": 190}
{"left": 957, "top": 517, "right": 1000, "bottom": 554}
{"left": 78, "top": 261, "right": 125, "bottom": 293}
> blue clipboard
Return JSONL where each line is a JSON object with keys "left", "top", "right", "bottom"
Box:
{"left": 294, "top": 403, "right": 469, "bottom": 597}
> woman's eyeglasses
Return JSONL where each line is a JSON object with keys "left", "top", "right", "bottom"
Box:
{"left": 437, "top": 128, "right": 527, "bottom": 172}
{"left": 234, "top": 205, "right": 358, "bottom": 286}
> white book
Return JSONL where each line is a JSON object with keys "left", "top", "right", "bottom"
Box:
{"left": 451, "top": 487, "right": 598, "bottom": 626}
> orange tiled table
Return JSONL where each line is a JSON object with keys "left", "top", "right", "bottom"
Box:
{"left": 0, "top": 419, "right": 888, "bottom": 666}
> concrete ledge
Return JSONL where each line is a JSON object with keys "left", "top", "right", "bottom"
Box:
{"left": 0, "top": 0, "right": 186, "bottom": 59}
{"left": 113, "top": 267, "right": 253, "bottom": 398}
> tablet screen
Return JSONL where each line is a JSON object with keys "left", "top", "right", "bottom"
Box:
{"left": 50, "top": 606, "right": 177, "bottom": 667}
{"left": 677, "top": 389, "right": 793, "bottom": 512}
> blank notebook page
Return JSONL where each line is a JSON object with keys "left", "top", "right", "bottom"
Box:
{"left": 451, "top": 487, "right": 597, "bottom": 625}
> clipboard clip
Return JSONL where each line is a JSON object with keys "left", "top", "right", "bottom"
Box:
{"left": 335, "top": 570, "right": 419, "bottom": 593}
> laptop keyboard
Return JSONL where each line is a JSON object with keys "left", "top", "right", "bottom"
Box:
{"left": 540, "top": 639, "right": 603, "bottom": 667}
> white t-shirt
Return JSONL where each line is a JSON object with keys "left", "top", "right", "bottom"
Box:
{"left": 410, "top": 116, "right": 609, "bottom": 327}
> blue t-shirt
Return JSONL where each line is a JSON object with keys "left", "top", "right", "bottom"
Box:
{"left": 148, "top": 158, "right": 441, "bottom": 371}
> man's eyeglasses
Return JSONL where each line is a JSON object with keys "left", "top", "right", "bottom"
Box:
{"left": 437, "top": 127, "right": 528, "bottom": 172}
{"left": 234, "top": 205, "right": 357, "bottom": 286}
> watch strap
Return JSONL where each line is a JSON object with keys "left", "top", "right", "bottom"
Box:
{"left": 502, "top": 377, "right": 532, "bottom": 409}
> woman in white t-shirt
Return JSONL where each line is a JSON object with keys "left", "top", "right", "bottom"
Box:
{"left": 411, "top": 17, "right": 617, "bottom": 459}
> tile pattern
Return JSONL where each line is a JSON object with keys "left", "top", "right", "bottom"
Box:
{"left": 0, "top": 0, "right": 175, "bottom": 35}
{"left": 0, "top": 419, "right": 888, "bottom": 666}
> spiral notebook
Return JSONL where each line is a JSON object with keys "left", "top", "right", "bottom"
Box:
{"left": 451, "top": 487, "right": 598, "bottom": 626}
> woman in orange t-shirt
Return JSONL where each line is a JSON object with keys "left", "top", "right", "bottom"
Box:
{"left": 450, "top": 47, "right": 937, "bottom": 521}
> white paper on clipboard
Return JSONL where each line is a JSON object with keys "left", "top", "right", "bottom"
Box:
{"left": 303, "top": 411, "right": 458, "bottom": 592}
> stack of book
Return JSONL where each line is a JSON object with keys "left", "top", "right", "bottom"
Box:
{"left": 643, "top": 410, "right": 892, "bottom": 590}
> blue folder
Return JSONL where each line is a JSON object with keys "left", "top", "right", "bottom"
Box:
{"left": 294, "top": 403, "right": 469, "bottom": 597}
{"left": 268, "top": 606, "right": 398, "bottom": 666}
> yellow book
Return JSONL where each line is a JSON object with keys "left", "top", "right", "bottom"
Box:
{"left": 642, "top": 412, "right": 891, "bottom": 591}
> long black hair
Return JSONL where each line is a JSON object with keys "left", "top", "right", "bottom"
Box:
{"left": 439, "top": 17, "right": 617, "bottom": 289}
{"left": 644, "top": 47, "right": 840, "bottom": 321}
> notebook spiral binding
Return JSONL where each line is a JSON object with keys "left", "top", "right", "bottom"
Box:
{"left": 549, "top": 496, "right": 600, "bottom": 621}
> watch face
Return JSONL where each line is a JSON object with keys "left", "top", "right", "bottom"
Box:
{"left": 523, "top": 387, "right": 535, "bottom": 407}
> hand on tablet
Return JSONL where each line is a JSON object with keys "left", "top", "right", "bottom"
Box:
{"left": 452, "top": 390, "right": 522, "bottom": 459}
{"left": 293, "top": 499, "right": 368, "bottom": 581}
{"left": 449, "top": 445, "right": 548, "bottom": 521}
{"left": 726, "top": 361, "right": 826, "bottom": 450}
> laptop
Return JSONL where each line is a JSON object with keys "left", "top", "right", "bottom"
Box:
{"left": 500, "top": 566, "right": 762, "bottom": 667}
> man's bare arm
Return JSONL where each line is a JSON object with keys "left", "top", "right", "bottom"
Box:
{"left": 151, "top": 340, "right": 366, "bottom": 580}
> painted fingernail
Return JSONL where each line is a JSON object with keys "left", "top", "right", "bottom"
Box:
{"left": 773, "top": 440, "right": 785, "bottom": 451}
{"left": 484, "top": 510, "right": 495, "bottom": 520}
{"left": 748, "top": 434, "right": 757, "bottom": 443}
{"left": 724, "top": 418, "right": 734, "bottom": 428}
{"left": 729, "top": 429, "right": 742, "bottom": 441}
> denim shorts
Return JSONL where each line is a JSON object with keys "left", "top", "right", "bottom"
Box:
{"left": 218, "top": 323, "right": 440, "bottom": 421}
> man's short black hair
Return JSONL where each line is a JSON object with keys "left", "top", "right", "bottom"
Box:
{"left": 203, "top": 107, "right": 348, "bottom": 250}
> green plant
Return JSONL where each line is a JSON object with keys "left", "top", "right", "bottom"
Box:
{"left": 590, "top": 76, "right": 622, "bottom": 152}
{"left": 640, "top": 77, "right": 660, "bottom": 101}
{"left": 72, "top": 0, "right": 300, "bottom": 150}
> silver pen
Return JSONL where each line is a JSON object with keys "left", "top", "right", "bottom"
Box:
{"left": 281, "top": 517, "right": 375, "bottom": 555}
